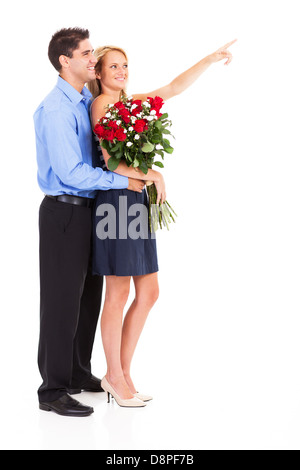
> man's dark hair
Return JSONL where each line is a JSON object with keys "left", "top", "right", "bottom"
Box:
{"left": 48, "top": 27, "right": 90, "bottom": 72}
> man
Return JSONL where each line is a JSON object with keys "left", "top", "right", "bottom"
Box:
{"left": 34, "top": 27, "right": 144, "bottom": 417}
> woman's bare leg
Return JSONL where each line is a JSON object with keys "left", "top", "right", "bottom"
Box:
{"left": 121, "top": 272, "right": 159, "bottom": 393}
{"left": 101, "top": 275, "right": 133, "bottom": 399}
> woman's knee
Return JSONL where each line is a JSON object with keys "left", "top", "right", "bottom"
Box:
{"left": 137, "top": 282, "right": 159, "bottom": 308}
{"left": 105, "top": 277, "right": 131, "bottom": 309}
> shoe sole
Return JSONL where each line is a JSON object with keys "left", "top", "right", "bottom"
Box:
{"left": 68, "top": 389, "right": 104, "bottom": 395}
{"left": 39, "top": 403, "right": 93, "bottom": 417}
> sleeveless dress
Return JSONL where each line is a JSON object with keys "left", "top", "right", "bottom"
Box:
{"left": 92, "top": 139, "right": 159, "bottom": 277}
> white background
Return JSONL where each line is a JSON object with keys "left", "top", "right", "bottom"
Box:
{"left": 0, "top": 0, "right": 300, "bottom": 450}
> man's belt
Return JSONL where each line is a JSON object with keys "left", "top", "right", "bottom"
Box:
{"left": 46, "top": 194, "right": 94, "bottom": 208}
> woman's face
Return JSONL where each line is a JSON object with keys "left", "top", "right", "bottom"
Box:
{"left": 96, "top": 50, "right": 128, "bottom": 93}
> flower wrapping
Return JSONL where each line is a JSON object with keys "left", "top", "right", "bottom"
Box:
{"left": 94, "top": 96, "right": 177, "bottom": 232}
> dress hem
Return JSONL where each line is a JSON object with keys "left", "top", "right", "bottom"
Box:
{"left": 92, "top": 267, "right": 159, "bottom": 277}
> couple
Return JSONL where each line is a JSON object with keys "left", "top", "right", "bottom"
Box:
{"left": 34, "top": 27, "right": 236, "bottom": 417}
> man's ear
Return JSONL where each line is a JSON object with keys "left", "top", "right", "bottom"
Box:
{"left": 59, "top": 55, "right": 71, "bottom": 70}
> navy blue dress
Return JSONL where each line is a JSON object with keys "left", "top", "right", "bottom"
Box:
{"left": 92, "top": 146, "right": 159, "bottom": 277}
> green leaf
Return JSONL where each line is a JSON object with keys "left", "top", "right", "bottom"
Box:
{"left": 125, "top": 153, "right": 132, "bottom": 162}
{"left": 115, "top": 150, "right": 123, "bottom": 159}
{"left": 154, "top": 161, "right": 164, "bottom": 168}
{"left": 142, "top": 141, "right": 155, "bottom": 153}
{"left": 111, "top": 142, "right": 121, "bottom": 152}
{"left": 139, "top": 161, "right": 149, "bottom": 174}
{"left": 159, "top": 113, "right": 168, "bottom": 120}
{"left": 152, "top": 131, "right": 162, "bottom": 143}
{"left": 164, "top": 147, "right": 174, "bottom": 154}
{"left": 140, "top": 134, "right": 148, "bottom": 143}
{"left": 101, "top": 140, "right": 109, "bottom": 151}
{"left": 107, "top": 157, "right": 120, "bottom": 171}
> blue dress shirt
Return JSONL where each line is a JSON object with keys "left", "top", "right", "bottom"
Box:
{"left": 34, "top": 76, "right": 128, "bottom": 198}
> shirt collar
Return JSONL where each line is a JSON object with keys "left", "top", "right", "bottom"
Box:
{"left": 56, "top": 76, "right": 92, "bottom": 105}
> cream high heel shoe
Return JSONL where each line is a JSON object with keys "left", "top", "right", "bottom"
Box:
{"left": 134, "top": 393, "right": 153, "bottom": 402}
{"left": 101, "top": 377, "right": 146, "bottom": 408}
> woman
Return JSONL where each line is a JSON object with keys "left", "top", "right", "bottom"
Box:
{"left": 89, "top": 40, "right": 236, "bottom": 407}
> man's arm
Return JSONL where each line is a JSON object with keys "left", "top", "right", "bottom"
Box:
{"left": 39, "top": 108, "right": 129, "bottom": 191}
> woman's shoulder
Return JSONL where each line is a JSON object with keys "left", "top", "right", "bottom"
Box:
{"left": 91, "top": 94, "right": 115, "bottom": 122}
{"left": 92, "top": 94, "right": 115, "bottom": 109}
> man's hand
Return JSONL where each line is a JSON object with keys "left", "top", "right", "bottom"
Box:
{"left": 127, "top": 178, "right": 145, "bottom": 193}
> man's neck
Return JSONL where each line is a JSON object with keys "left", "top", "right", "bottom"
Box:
{"left": 59, "top": 73, "right": 85, "bottom": 93}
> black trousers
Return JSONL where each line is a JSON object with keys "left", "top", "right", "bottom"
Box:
{"left": 38, "top": 196, "right": 103, "bottom": 403}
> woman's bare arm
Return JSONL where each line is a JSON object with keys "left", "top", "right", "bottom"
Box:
{"left": 133, "top": 39, "right": 237, "bottom": 102}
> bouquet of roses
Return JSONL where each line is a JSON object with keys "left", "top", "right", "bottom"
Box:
{"left": 93, "top": 95, "right": 177, "bottom": 232}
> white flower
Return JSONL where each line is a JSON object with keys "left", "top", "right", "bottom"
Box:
{"left": 123, "top": 130, "right": 127, "bottom": 134}
{"left": 127, "top": 142, "right": 133, "bottom": 147}
{"left": 143, "top": 101, "right": 151, "bottom": 107}
{"left": 105, "top": 112, "right": 112, "bottom": 118}
{"left": 128, "top": 126, "right": 134, "bottom": 131}
{"left": 108, "top": 104, "right": 114, "bottom": 108}
{"left": 134, "top": 135, "right": 140, "bottom": 140}
{"left": 103, "top": 119, "right": 107, "bottom": 123}
{"left": 146, "top": 116, "right": 154, "bottom": 121}
{"left": 131, "top": 116, "right": 137, "bottom": 123}
{"left": 116, "top": 120, "right": 121, "bottom": 125}
{"left": 150, "top": 110, "right": 156, "bottom": 115}
{"left": 136, "top": 113, "right": 143, "bottom": 118}
{"left": 131, "top": 104, "right": 138, "bottom": 111}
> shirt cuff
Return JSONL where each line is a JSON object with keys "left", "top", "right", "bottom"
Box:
{"left": 111, "top": 173, "right": 128, "bottom": 190}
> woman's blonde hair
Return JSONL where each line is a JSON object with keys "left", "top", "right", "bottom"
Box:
{"left": 88, "top": 45, "right": 128, "bottom": 100}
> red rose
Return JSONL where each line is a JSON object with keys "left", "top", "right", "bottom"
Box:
{"left": 132, "top": 99, "right": 142, "bottom": 106}
{"left": 118, "top": 108, "right": 131, "bottom": 124}
{"left": 109, "top": 120, "right": 119, "bottom": 130}
{"left": 148, "top": 96, "right": 164, "bottom": 113}
{"left": 134, "top": 119, "right": 146, "bottom": 133}
{"left": 114, "top": 101, "right": 125, "bottom": 110}
{"left": 131, "top": 99, "right": 143, "bottom": 116}
{"left": 94, "top": 124, "right": 106, "bottom": 139}
{"left": 115, "top": 128, "right": 127, "bottom": 141}
{"left": 103, "top": 129, "right": 114, "bottom": 141}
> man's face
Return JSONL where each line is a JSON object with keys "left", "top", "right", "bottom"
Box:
{"left": 66, "top": 39, "right": 97, "bottom": 84}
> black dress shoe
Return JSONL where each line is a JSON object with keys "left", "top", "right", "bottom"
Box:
{"left": 39, "top": 394, "right": 94, "bottom": 417}
{"left": 68, "top": 375, "right": 104, "bottom": 395}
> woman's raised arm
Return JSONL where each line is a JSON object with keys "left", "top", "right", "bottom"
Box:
{"left": 133, "top": 39, "right": 237, "bottom": 102}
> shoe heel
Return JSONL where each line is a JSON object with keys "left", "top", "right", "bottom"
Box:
{"left": 39, "top": 403, "right": 51, "bottom": 412}
{"left": 101, "top": 377, "right": 146, "bottom": 408}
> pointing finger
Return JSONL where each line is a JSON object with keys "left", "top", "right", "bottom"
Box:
{"left": 218, "top": 39, "right": 237, "bottom": 51}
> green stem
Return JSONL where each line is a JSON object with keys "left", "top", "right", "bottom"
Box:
{"left": 146, "top": 183, "right": 177, "bottom": 232}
